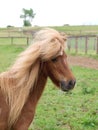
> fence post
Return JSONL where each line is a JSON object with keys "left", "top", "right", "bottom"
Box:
{"left": 97, "top": 36, "right": 98, "bottom": 54}
{"left": 67, "top": 38, "right": 71, "bottom": 52}
{"left": 75, "top": 37, "right": 78, "bottom": 53}
{"left": 85, "top": 36, "right": 88, "bottom": 54}
{"left": 27, "top": 37, "right": 29, "bottom": 45}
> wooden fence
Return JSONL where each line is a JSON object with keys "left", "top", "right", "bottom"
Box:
{"left": 68, "top": 35, "right": 98, "bottom": 54}
{"left": 0, "top": 37, "right": 31, "bottom": 45}
{"left": 0, "top": 35, "right": 98, "bottom": 55}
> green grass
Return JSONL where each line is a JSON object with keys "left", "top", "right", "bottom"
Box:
{"left": 0, "top": 37, "right": 32, "bottom": 45}
{"left": 0, "top": 45, "right": 98, "bottom": 130}
{"left": 1, "top": 25, "right": 98, "bottom": 36}
{"left": 66, "top": 50, "right": 98, "bottom": 60}
{"left": 52, "top": 25, "right": 98, "bottom": 35}
{"left": 0, "top": 45, "right": 25, "bottom": 71}
{"left": 30, "top": 67, "right": 98, "bottom": 130}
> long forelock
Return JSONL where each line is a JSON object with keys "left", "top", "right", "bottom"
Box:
{"left": 33, "top": 28, "right": 65, "bottom": 60}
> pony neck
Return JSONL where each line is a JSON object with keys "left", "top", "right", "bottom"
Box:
{"left": 31, "top": 62, "right": 48, "bottom": 104}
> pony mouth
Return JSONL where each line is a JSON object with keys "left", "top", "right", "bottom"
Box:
{"left": 60, "top": 80, "right": 76, "bottom": 92}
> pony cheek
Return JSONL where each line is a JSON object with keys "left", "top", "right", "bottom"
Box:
{"left": 47, "top": 70, "right": 60, "bottom": 87}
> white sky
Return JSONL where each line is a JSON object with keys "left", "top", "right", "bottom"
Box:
{"left": 0, "top": 0, "right": 98, "bottom": 27}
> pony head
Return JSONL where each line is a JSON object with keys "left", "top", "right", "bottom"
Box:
{"left": 33, "top": 28, "right": 76, "bottom": 91}
{"left": 45, "top": 52, "right": 76, "bottom": 91}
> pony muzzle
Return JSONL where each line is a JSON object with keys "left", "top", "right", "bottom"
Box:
{"left": 60, "top": 80, "right": 76, "bottom": 92}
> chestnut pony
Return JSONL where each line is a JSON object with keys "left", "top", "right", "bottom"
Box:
{"left": 0, "top": 28, "right": 76, "bottom": 130}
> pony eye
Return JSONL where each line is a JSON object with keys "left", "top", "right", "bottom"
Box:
{"left": 51, "top": 57, "right": 58, "bottom": 62}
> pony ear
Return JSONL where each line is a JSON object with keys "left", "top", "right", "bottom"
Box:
{"left": 50, "top": 38, "right": 56, "bottom": 43}
{"left": 60, "top": 32, "right": 67, "bottom": 41}
{"left": 50, "top": 36, "right": 66, "bottom": 44}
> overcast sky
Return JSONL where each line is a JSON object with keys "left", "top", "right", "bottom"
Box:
{"left": 0, "top": 0, "right": 98, "bottom": 27}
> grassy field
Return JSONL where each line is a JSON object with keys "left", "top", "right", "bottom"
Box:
{"left": 0, "top": 45, "right": 98, "bottom": 130}
{"left": 1, "top": 25, "right": 98, "bottom": 36}
{"left": 0, "top": 45, "right": 25, "bottom": 71}
{"left": 53, "top": 25, "right": 98, "bottom": 35}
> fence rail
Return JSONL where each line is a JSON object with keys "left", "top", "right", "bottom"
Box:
{"left": 0, "top": 37, "right": 31, "bottom": 45}
{"left": 0, "top": 35, "right": 98, "bottom": 55}
{"left": 68, "top": 35, "right": 98, "bottom": 54}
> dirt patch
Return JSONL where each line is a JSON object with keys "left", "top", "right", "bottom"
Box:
{"left": 68, "top": 55, "right": 98, "bottom": 70}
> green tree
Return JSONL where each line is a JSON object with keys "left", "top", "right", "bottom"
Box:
{"left": 20, "top": 8, "right": 36, "bottom": 26}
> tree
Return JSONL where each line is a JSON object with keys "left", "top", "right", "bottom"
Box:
{"left": 20, "top": 8, "right": 36, "bottom": 26}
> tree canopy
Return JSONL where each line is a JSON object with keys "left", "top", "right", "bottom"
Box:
{"left": 20, "top": 8, "right": 36, "bottom": 26}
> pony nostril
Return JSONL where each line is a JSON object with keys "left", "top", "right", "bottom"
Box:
{"left": 73, "top": 80, "right": 76, "bottom": 86}
{"left": 69, "top": 80, "right": 76, "bottom": 86}
{"left": 60, "top": 80, "right": 76, "bottom": 92}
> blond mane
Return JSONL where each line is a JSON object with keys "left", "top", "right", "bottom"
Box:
{"left": 0, "top": 28, "right": 66, "bottom": 128}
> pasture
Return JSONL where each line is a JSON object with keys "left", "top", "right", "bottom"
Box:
{"left": 1, "top": 25, "right": 98, "bottom": 35}
{"left": 0, "top": 45, "right": 98, "bottom": 130}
